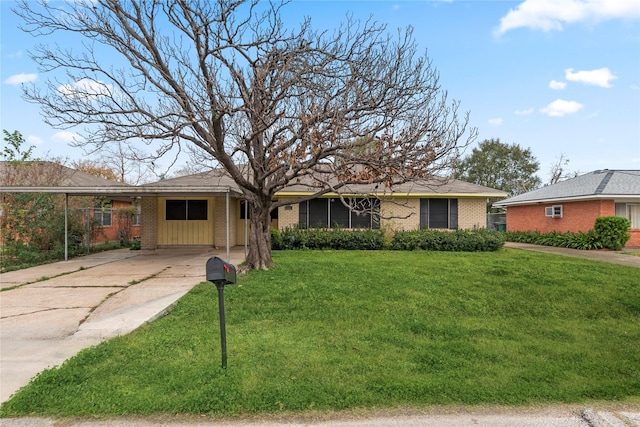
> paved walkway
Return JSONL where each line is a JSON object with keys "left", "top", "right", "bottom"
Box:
{"left": 1, "top": 244, "right": 639, "bottom": 426}
{"left": 504, "top": 242, "right": 640, "bottom": 268}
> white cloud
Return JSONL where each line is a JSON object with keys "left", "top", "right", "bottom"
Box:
{"left": 58, "top": 78, "right": 114, "bottom": 100}
{"left": 540, "top": 99, "right": 584, "bottom": 117}
{"left": 549, "top": 80, "right": 567, "bottom": 90}
{"left": 565, "top": 67, "right": 617, "bottom": 88}
{"left": 52, "top": 131, "right": 83, "bottom": 144}
{"left": 7, "top": 50, "right": 23, "bottom": 59}
{"left": 4, "top": 73, "right": 38, "bottom": 85}
{"left": 495, "top": 0, "right": 640, "bottom": 35}
{"left": 488, "top": 118, "right": 504, "bottom": 126}
{"left": 515, "top": 108, "right": 534, "bottom": 115}
{"left": 26, "top": 135, "right": 44, "bottom": 145}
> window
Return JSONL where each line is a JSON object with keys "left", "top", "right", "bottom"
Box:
{"left": 166, "top": 200, "right": 208, "bottom": 220}
{"left": 615, "top": 203, "right": 640, "bottom": 228}
{"left": 239, "top": 200, "right": 278, "bottom": 221}
{"left": 545, "top": 205, "right": 563, "bottom": 218}
{"left": 93, "top": 208, "right": 112, "bottom": 227}
{"left": 240, "top": 200, "right": 250, "bottom": 220}
{"left": 419, "top": 198, "right": 458, "bottom": 229}
{"left": 129, "top": 201, "right": 141, "bottom": 226}
{"left": 299, "top": 198, "right": 380, "bottom": 229}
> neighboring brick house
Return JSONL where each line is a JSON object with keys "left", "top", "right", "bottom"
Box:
{"left": 0, "top": 161, "right": 140, "bottom": 246}
{"left": 87, "top": 198, "right": 141, "bottom": 244}
{"left": 495, "top": 170, "right": 640, "bottom": 247}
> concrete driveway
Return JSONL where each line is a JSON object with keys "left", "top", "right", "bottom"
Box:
{"left": 0, "top": 247, "right": 245, "bottom": 403}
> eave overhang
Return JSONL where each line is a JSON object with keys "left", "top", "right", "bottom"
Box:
{"left": 494, "top": 193, "right": 640, "bottom": 208}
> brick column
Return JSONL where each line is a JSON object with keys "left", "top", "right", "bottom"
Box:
{"left": 140, "top": 196, "right": 157, "bottom": 250}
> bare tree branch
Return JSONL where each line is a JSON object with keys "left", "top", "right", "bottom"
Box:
{"left": 14, "top": 0, "right": 476, "bottom": 269}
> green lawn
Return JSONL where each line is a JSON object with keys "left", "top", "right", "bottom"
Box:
{"left": 1, "top": 249, "right": 639, "bottom": 417}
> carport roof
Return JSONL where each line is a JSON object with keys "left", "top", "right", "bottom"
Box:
{"left": 0, "top": 161, "right": 240, "bottom": 197}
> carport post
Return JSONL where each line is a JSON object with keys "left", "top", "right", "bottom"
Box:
{"left": 64, "top": 193, "right": 69, "bottom": 261}
{"left": 244, "top": 199, "right": 248, "bottom": 259}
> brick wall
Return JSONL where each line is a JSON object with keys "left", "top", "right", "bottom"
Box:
{"left": 277, "top": 196, "right": 489, "bottom": 232}
{"left": 506, "top": 200, "right": 614, "bottom": 233}
{"left": 96, "top": 200, "right": 141, "bottom": 243}
{"left": 380, "top": 197, "right": 420, "bottom": 231}
{"left": 140, "top": 196, "right": 157, "bottom": 250}
{"left": 277, "top": 197, "right": 300, "bottom": 229}
{"left": 458, "top": 198, "right": 487, "bottom": 229}
{"left": 506, "top": 199, "right": 640, "bottom": 247}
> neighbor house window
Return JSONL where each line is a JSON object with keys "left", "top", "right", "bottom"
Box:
{"left": 93, "top": 208, "right": 112, "bottom": 227}
{"left": 420, "top": 198, "right": 458, "bottom": 229}
{"left": 132, "top": 210, "right": 141, "bottom": 226}
{"left": 615, "top": 203, "right": 640, "bottom": 228}
{"left": 166, "top": 200, "right": 208, "bottom": 220}
{"left": 299, "top": 198, "right": 380, "bottom": 229}
{"left": 93, "top": 200, "right": 113, "bottom": 227}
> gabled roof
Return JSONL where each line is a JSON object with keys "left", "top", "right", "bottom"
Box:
{"left": 495, "top": 170, "right": 640, "bottom": 207}
{"left": 278, "top": 176, "right": 506, "bottom": 198}
{"left": 141, "top": 169, "right": 241, "bottom": 196}
{"left": 154, "top": 168, "right": 506, "bottom": 198}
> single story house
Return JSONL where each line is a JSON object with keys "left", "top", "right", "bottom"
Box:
{"left": 2, "top": 162, "right": 507, "bottom": 255}
{"left": 140, "top": 169, "right": 506, "bottom": 249}
{"left": 494, "top": 169, "right": 640, "bottom": 247}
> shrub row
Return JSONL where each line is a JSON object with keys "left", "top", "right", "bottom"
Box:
{"left": 271, "top": 227, "right": 386, "bottom": 250}
{"left": 504, "top": 230, "right": 603, "bottom": 250}
{"left": 504, "top": 216, "right": 631, "bottom": 251}
{"left": 389, "top": 229, "right": 504, "bottom": 252}
{"left": 271, "top": 227, "right": 505, "bottom": 252}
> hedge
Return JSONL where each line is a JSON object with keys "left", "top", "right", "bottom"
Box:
{"left": 271, "top": 227, "right": 505, "bottom": 252}
{"left": 504, "top": 216, "right": 631, "bottom": 251}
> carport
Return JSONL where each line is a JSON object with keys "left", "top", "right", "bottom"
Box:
{"left": 0, "top": 162, "right": 243, "bottom": 262}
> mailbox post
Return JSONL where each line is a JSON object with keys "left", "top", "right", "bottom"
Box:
{"left": 206, "top": 256, "right": 236, "bottom": 369}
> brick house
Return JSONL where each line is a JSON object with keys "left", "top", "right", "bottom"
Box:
{"left": 0, "top": 161, "right": 140, "bottom": 246}
{"left": 138, "top": 170, "right": 506, "bottom": 249}
{"left": 3, "top": 164, "right": 506, "bottom": 252}
{"left": 494, "top": 170, "right": 640, "bottom": 247}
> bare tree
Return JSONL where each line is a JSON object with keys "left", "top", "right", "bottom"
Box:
{"left": 15, "top": 0, "right": 475, "bottom": 269}
{"left": 548, "top": 153, "right": 579, "bottom": 185}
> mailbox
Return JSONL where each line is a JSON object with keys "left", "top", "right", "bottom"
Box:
{"left": 206, "top": 256, "right": 236, "bottom": 369}
{"left": 206, "top": 257, "right": 236, "bottom": 285}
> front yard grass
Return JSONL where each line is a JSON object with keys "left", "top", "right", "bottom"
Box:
{"left": 1, "top": 249, "right": 639, "bottom": 417}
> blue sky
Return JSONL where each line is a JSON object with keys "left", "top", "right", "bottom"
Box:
{"left": 1, "top": 0, "right": 639, "bottom": 182}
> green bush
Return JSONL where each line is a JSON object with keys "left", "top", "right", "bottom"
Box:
{"left": 272, "top": 228, "right": 505, "bottom": 252}
{"left": 389, "top": 229, "right": 504, "bottom": 252}
{"left": 505, "top": 217, "right": 631, "bottom": 251}
{"left": 505, "top": 229, "right": 605, "bottom": 250}
{"left": 594, "top": 216, "right": 631, "bottom": 250}
{"left": 271, "top": 226, "right": 386, "bottom": 250}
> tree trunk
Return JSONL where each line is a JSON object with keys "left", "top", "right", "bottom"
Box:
{"left": 244, "top": 201, "right": 274, "bottom": 270}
